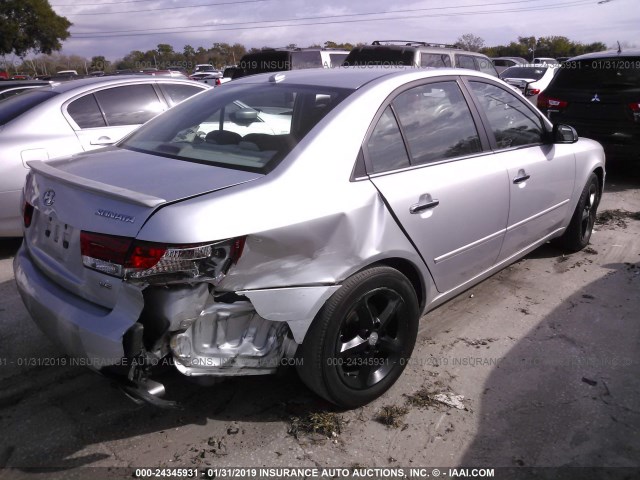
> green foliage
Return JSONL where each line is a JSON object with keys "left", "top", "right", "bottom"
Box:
{"left": 0, "top": 0, "right": 71, "bottom": 57}
{"left": 456, "top": 33, "right": 485, "bottom": 52}
{"left": 480, "top": 35, "right": 608, "bottom": 60}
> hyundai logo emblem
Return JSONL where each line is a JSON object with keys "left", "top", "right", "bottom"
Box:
{"left": 43, "top": 189, "right": 56, "bottom": 206}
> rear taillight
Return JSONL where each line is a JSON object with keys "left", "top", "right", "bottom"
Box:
{"left": 80, "top": 231, "right": 133, "bottom": 277}
{"left": 215, "top": 78, "right": 221, "bottom": 86}
{"left": 127, "top": 242, "right": 167, "bottom": 270}
{"left": 79, "top": 231, "right": 246, "bottom": 283}
{"left": 537, "top": 93, "right": 568, "bottom": 110}
{"left": 630, "top": 102, "right": 640, "bottom": 122}
{"left": 23, "top": 201, "right": 34, "bottom": 228}
{"left": 526, "top": 88, "right": 541, "bottom": 97}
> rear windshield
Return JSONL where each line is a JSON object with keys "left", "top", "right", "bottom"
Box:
{"left": 0, "top": 89, "right": 58, "bottom": 126}
{"left": 501, "top": 66, "right": 548, "bottom": 80}
{"left": 121, "top": 83, "right": 353, "bottom": 174}
{"left": 552, "top": 57, "right": 640, "bottom": 88}
{"left": 343, "top": 48, "right": 416, "bottom": 66}
{"left": 236, "top": 52, "right": 290, "bottom": 78}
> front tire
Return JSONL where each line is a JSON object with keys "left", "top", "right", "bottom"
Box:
{"left": 296, "top": 266, "right": 419, "bottom": 408}
{"left": 560, "top": 172, "right": 601, "bottom": 252}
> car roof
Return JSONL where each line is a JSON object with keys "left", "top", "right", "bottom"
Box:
{"left": 568, "top": 48, "right": 640, "bottom": 61}
{"left": 38, "top": 75, "right": 203, "bottom": 94}
{"left": 227, "top": 66, "right": 494, "bottom": 90}
{"left": 0, "top": 80, "right": 52, "bottom": 89}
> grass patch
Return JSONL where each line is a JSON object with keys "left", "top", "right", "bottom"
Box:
{"left": 375, "top": 405, "right": 409, "bottom": 428}
{"left": 288, "top": 412, "right": 343, "bottom": 439}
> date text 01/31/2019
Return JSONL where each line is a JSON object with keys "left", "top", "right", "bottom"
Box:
{"left": 133, "top": 467, "right": 497, "bottom": 479}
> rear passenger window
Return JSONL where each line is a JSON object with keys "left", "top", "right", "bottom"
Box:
{"left": 161, "top": 84, "right": 204, "bottom": 106}
{"left": 475, "top": 57, "right": 499, "bottom": 76}
{"left": 94, "top": 84, "right": 164, "bottom": 126}
{"left": 367, "top": 107, "right": 410, "bottom": 173}
{"left": 392, "top": 81, "right": 482, "bottom": 165}
{"left": 455, "top": 55, "right": 476, "bottom": 70}
{"left": 291, "top": 51, "right": 322, "bottom": 69}
{"left": 67, "top": 94, "right": 106, "bottom": 128}
{"left": 468, "top": 82, "right": 544, "bottom": 149}
{"left": 421, "top": 53, "right": 452, "bottom": 68}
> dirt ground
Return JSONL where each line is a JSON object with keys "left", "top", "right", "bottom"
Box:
{"left": 0, "top": 162, "right": 638, "bottom": 479}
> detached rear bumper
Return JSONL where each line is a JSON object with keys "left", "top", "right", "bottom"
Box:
{"left": 14, "top": 244, "right": 144, "bottom": 367}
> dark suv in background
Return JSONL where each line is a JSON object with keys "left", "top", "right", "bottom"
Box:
{"left": 538, "top": 49, "right": 640, "bottom": 160}
{"left": 233, "top": 48, "right": 349, "bottom": 79}
{"left": 343, "top": 40, "right": 499, "bottom": 77}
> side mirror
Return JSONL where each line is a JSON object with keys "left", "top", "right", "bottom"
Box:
{"left": 553, "top": 124, "right": 578, "bottom": 144}
{"left": 231, "top": 108, "right": 258, "bottom": 125}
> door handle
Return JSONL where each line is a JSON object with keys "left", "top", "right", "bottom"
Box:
{"left": 410, "top": 198, "right": 440, "bottom": 214}
{"left": 513, "top": 169, "right": 530, "bottom": 184}
{"left": 90, "top": 136, "right": 114, "bottom": 146}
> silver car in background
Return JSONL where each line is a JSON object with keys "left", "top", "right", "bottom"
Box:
{"left": 0, "top": 76, "right": 210, "bottom": 236}
{"left": 15, "top": 67, "right": 604, "bottom": 408}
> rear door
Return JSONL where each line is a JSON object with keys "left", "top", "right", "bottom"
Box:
{"left": 366, "top": 79, "right": 510, "bottom": 293}
{"left": 464, "top": 79, "right": 575, "bottom": 261}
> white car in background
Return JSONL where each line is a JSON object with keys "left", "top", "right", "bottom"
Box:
{"left": 500, "top": 64, "right": 558, "bottom": 105}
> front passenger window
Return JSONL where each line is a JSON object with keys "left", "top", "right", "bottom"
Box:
{"left": 468, "top": 82, "right": 544, "bottom": 149}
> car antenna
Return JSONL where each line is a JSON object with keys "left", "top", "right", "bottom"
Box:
{"left": 617, "top": 41, "right": 622, "bottom": 53}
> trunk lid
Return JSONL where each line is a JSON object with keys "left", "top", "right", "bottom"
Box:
{"left": 23, "top": 148, "right": 262, "bottom": 308}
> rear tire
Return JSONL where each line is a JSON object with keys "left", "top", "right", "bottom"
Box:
{"left": 296, "top": 266, "right": 419, "bottom": 408}
{"left": 560, "top": 172, "right": 600, "bottom": 252}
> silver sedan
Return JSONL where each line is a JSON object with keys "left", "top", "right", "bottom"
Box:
{"left": 14, "top": 67, "right": 604, "bottom": 408}
{"left": 0, "top": 76, "right": 210, "bottom": 237}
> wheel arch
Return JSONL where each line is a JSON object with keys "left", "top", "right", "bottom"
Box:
{"left": 593, "top": 166, "right": 605, "bottom": 198}
{"left": 372, "top": 257, "right": 427, "bottom": 312}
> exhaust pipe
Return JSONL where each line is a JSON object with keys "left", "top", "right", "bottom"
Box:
{"left": 119, "top": 378, "right": 179, "bottom": 409}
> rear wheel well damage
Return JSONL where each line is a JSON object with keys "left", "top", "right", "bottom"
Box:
{"left": 371, "top": 258, "right": 425, "bottom": 311}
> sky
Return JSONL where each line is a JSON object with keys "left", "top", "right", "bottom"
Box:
{"left": 49, "top": 0, "right": 640, "bottom": 61}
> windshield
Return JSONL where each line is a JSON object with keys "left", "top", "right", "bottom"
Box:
{"left": 501, "top": 66, "right": 548, "bottom": 80}
{"left": 121, "top": 83, "right": 353, "bottom": 174}
{"left": 552, "top": 57, "right": 640, "bottom": 88}
{"left": 0, "top": 89, "right": 57, "bottom": 126}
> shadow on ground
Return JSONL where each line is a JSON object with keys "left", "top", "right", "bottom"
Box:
{"left": 460, "top": 262, "right": 640, "bottom": 469}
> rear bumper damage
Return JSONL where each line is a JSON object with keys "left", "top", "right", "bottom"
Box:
{"left": 14, "top": 243, "right": 339, "bottom": 402}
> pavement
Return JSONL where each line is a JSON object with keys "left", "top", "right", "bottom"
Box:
{"left": 0, "top": 163, "right": 638, "bottom": 479}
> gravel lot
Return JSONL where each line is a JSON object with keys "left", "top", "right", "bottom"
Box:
{"left": 0, "top": 163, "right": 638, "bottom": 479}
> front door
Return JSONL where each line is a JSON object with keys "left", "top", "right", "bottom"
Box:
{"left": 365, "top": 80, "right": 510, "bottom": 293}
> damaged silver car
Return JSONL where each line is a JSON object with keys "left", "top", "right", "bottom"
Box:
{"left": 15, "top": 67, "right": 605, "bottom": 408}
